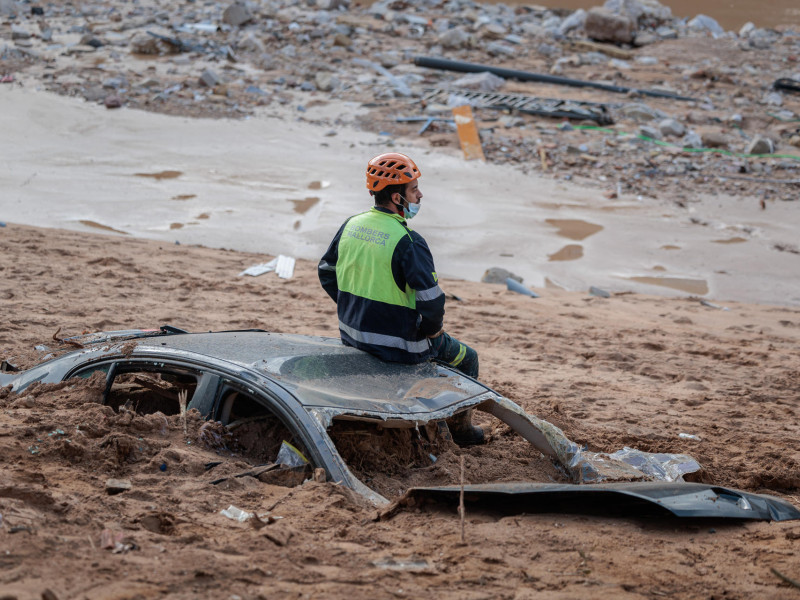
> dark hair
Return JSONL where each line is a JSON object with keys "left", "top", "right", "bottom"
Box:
{"left": 371, "top": 183, "right": 405, "bottom": 207}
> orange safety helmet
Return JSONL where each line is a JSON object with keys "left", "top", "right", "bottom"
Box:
{"left": 366, "top": 152, "right": 421, "bottom": 193}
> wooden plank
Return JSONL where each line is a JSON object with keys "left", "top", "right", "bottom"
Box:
{"left": 451, "top": 105, "right": 485, "bottom": 161}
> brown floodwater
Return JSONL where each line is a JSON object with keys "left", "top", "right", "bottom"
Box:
{"left": 79, "top": 220, "right": 128, "bottom": 235}
{"left": 545, "top": 218, "right": 603, "bottom": 241}
{"left": 626, "top": 275, "right": 709, "bottom": 295}
{"left": 134, "top": 170, "right": 182, "bottom": 180}
{"left": 548, "top": 243, "right": 584, "bottom": 261}
{"left": 521, "top": 1, "right": 799, "bottom": 31}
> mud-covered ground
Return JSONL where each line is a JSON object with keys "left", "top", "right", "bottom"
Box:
{"left": 1, "top": 223, "right": 799, "bottom": 599}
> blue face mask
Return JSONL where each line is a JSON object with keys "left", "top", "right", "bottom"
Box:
{"left": 398, "top": 195, "right": 420, "bottom": 220}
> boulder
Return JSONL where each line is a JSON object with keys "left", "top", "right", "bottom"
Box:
{"left": 603, "top": 0, "right": 672, "bottom": 26}
{"left": 437, "top": 27, "right": 471, "bottom": 49}
{"left": 558, "top": 9, "right": 586, "bottom": 35}
{"left": 314, "top": 71, "right": 339, "bottom": 91}
{"left": 451, "top": 71, "right": 505, "bottom": 92}
{"left": 688, "top": 14, "right": 724, "bottom": 36}
{"left": 658, "top": 118, "right": 685, "bottom": 137}
{"left": 700, "top": 131, "right": 732, "bottom": 148}
{"left": 223, "top": 2, "right": 253, "bottom": 27}
{"left": 482, "top": 267, "right": 522, "bottom": 285}
{"left": 585, "top": 7, "right": 635, "bottom": 44}
{"left": 746, "top": 135, "right": 774, "bottom": 155}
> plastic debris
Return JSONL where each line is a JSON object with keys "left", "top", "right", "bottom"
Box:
{"left": 239, "top": 259, "right": 277, "bottom": 277}
{"left": 275, "top": 254, "right": 295, "bottom": 279}
{"left": 607, "top": 447, "right": 701, "bottom": 482}
{"left": 276, "top": 441, "right": 309, "bottom": 467}
{"left": 679, "top": 433, "right": 702, "bottom": 441}
{"left": 239, "top": 255, "right": 294, "bottom": 278}
{"left": 589, "top": 286, "right": 610, "bottom": 298}
{"left": 373, "top": 557, "right": 431, "bottom": 571}
{"left": 700, "top": 299, "right": 729, "bottom": 311}
{"left": 220, "top": 505, "right": 254, "bottom": 522}
{"left": 0, "top": 75, "right": 13, "bottom": 84}
{"left": 506, "top": 277, "right": 540, "bottom": 298}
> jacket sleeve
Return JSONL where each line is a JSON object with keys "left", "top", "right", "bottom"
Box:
{"left": 397, "top": 232, "right": 445, "bottom": 337}
{"left": 318, "top": 221, "right": 347, "bottom": 303}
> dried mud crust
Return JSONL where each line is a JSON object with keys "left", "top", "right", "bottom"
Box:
{"left": 329, "top": 417, "right": 566, "bottom": 500}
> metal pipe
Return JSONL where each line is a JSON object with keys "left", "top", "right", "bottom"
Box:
{"left": 414, "top": 56, "right": 696, "bottom": 102}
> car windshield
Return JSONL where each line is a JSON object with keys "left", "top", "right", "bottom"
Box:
{"left": 256, "top": 349, "right": 488, "bottom": 413}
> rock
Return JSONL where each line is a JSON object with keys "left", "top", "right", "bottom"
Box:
{"left": 638, "top": 125, "right": 660, "bottom": 139}
{"left": 332, "top": 33, "right": 351, "bottom": 47}
{"left": 131, "top": 33, "right": 165, "bottom": 55}
{"left": 482, "top": 267, "right": 522, "bottom": 284}
{"left": 11, "top": 25, "right": 30, "bottom": 40}
{"left": 451, "top": 71, "right": 505, "bottom": 92}
{"left": 603, "top": 0, "right": 672, "bottom": 26}
{"left": 536, "top": 42, "right": 559, "bottom": 57}
{"left": 688, "top": 14, "right": 724, "bottom": 36}
{"left": 106, "top": 478, "right": 132, "bottom": 494}
{"left": 633, "top": 31, "right": 659, "bottom": 46}
{"left": 739, "top": 22, "right": 756, "bottom": 37}
{"left": 374, "top": 51, "right": 399, "bottom": 69}
{"left": 237, "top": 33, "right": 265, "bottom": 53}
{"left": 314, "top": 71, "right": 339, "bottom": 91}
{"left": 300, "top": 81, "right": 316, "bottom": 91}
{"left": 584, "top": 7, "right": 635, "bottom": 44}
{"left": 761, "top": 92, "right": 782, "bottom": 107}
{"left": 746, "top": 29, "right": 778, "bottom": 50}
{"left": 701, "top": 131, "right": 732, "bottom": 148}
{"left": 104, "top": 94, "right": 123, "bottom": 109}
{"left": 316, "top": 0, "right": 345, "bottom": 9}
{"left": 681, "top": 131, "right": 703, "bottom": 148}
{"left": 199, "top": 69, "right": 221, "bottom": 87}
{"left": 655, "top": 25, "right": 677, "bottom": 39}
{"left": 621, "top": 103, "right": 662, "bottom": 121}
{"left": 486, "top": 41, "right": 515, "bottom": 57}
{"left": 478, "top": 23, "right": 507, "bottom": 40}
{"left": 746, "top": 135, "right": 774, "bottom": 155}
{"left": 84, "top": 86, "right": 107, "bottom": 102}
{"left": 223, "top": 2, "right": 253, "bottom": 27}
{"left": 80, "top": 34, "right": 104, "bottom": 48}
{"left": 0, "top": 0, "right": 18, "bottom": 17}
{"left": 658, "top": 118, "right": 685, "bottom": 137}
{"left": 437, "top": 27, "right": 471, "bottom": 49}
{"left": 558, "top": 9, "right": 586, "bottom": 35}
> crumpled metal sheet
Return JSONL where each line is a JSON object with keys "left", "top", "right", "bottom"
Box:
{"left": 480, "top": 396, "right": 701, "bottom": 484}
{"left": 400, "top": 482, "right": 800, "bottom": 522}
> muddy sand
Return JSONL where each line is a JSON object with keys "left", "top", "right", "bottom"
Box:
{"left": 1, "top": 223, "right": 799, "bottom": 599}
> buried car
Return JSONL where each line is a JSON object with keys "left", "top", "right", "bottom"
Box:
{"left": 2, "top": 326, "right": 798, "bottom": 521}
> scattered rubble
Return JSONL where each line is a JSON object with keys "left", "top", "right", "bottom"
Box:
{"left": 1, "top": 0, "right": 799, "bottom": 202}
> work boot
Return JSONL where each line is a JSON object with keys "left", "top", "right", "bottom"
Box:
{"left": 446, "top": 408, "right": 485, "bottom": 447}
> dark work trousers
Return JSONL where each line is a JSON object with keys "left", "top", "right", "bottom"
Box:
{"left": 429, "top": 331, "right": 479, "bottom": 379}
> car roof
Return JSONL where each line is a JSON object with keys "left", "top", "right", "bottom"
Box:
{"left": 131, "top": 331, "right": 492, "bottom": 417}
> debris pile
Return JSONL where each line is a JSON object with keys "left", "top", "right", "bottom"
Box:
{"left": 1, "top": 0, "right": 799, "bottom": 203}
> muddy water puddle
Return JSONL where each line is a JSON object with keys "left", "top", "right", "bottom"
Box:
{"left": 79, "top": 220, "right": 128, "bottom": 235}
{"left": 548, "top": 244, "right": 584, "bottom": 261}
{"left": 546, "top": 218, "right": 603, "bottom": 241}
{"left": 290, "top": 197, "right": 320, "bottom": 214}
{"left": 135, "top": 170, "right": 182, "bottom": 180}
{"left": 626, "top": 276, "right": 709, "bottom": 295}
